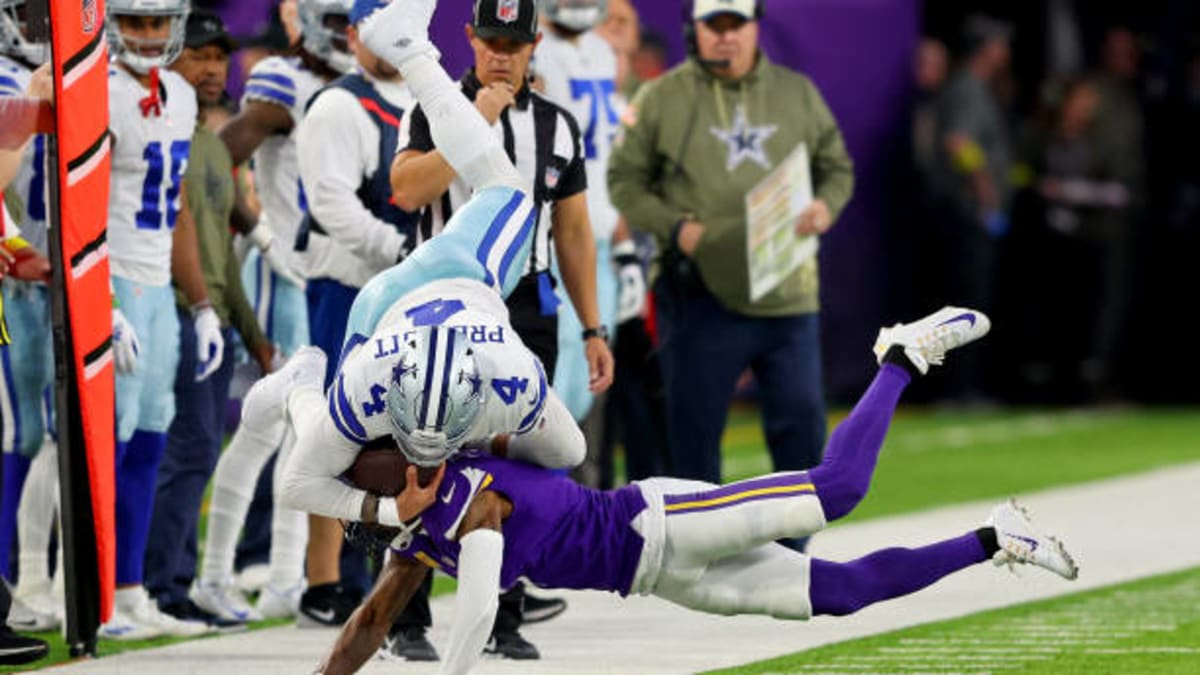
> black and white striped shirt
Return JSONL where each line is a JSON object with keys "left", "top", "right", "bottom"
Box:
{"left": 396, "top": 71, "right": 587, "bottom": 276}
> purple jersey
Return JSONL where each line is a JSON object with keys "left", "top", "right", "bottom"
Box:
{"left": 392, "top": 455, "right": 647, "bottom": 595}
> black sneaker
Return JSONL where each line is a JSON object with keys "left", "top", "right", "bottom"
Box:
{"left": 298, "top": 583, "right": 360, "bottom": 628}
{"left": 0, "top": 625, "right": 49, "bottom": 666}
{"left": 161, "top": 598, "right": 247, "bottom": 633}
{"left": 521, "top": 592, "right": 567, "bottom": 624}
{"left": 484, "top": 629, "right": 539, "bottom": 660}
{"left": 385, "top": 626, "right": 439, "bottom": 661}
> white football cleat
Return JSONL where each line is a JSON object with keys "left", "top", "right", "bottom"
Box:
{"left": 101, "top": 587, "right": 212, "bottom": 640}
{"left": 873, "top": 306, "right": 991, "bottom": 374}
{"left": 6, "top": 590, "right": 59, "bottom": 632}
{"left": 357, "top": 0, "right": 440, "bottom": 70}
{"left": 243, "top": 346, "right": 327, "bottom": 425}
{"left": 255, "top": 582, "right": 303, "bottom": 620}
{"left": 987, "top": 499, "right": 1079, "bottom": 580}
{"left": 191, "top": 578, "right": 264, "bottom": 624}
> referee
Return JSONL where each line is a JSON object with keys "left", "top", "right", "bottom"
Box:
{"left": 390, "top": 0, "right": 613, "bottom": 660}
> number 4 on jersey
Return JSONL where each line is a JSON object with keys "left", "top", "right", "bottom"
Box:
{"left": 491, "top": 377, "right": 529, "bottom": 405}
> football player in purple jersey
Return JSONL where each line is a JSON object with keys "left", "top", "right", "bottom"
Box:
{"left": 315, "top": 302, "right": 1078, "bottom": 675}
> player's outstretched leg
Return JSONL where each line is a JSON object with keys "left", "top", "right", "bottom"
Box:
{"left": 192, "top": 348, "right": 325, "bottom": 622}
{"left": 809, "top": 307, "right": 990, "bottom": 522}
{"left": 357, "top": 0, "right": 520, "bottom": 192}
{"left": 809, "top": 499, "right": 1077, "bottom": 617}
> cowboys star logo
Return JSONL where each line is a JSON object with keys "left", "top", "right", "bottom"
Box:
{"left": 710, "top": 105, "right": 778, "bottom": 172}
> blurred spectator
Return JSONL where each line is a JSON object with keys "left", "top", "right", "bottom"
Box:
{"left": 1015, "top": 75, "right": 1135, "bottom": 400}
{"left": 929, "top": 13, "right": 1013, "bottom": 402}
{"left": 591, "top": 0, "right": 670, "bottom": 487}
{"left": 914, "top": 38, "right": 950, "bottom": 176}
{"left": 595, "top": 0, "right": 638, "bottom": 93}
{"left": 627, "top": 28, "right": 667, "bottom": 97}
{"left": 609, "top": 0, "right": 854, "bottom": 491}
{"left": 144, "top": 10, "right": 275, "bottom": 627}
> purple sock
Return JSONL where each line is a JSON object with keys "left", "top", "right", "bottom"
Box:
{"left": 809, "top": 531, "right": 988, "bottom": 616}
{"left": 808, "top": 364, "right": 909, "bottom": 521}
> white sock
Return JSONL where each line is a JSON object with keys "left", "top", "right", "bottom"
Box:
{"left": 400, "top": 54, "right": 523, "bottom": 192}
{"left": 198, "top": 418, "right": 286, "bottom": 584}
{"left": 16, "top": 439, "right": 59, "bottom": 591}
{"left": 266, "top": 425, "right": 307, "bottom": 590}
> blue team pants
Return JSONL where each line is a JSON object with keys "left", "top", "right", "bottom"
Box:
{"left": 653, "top": 279, "right": 826, "bottom": 484}
{"left": 144, "top": 312, "right": 234, "bottom": 607}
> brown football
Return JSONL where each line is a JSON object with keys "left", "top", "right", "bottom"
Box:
{"left": 346, "top": 447, "right": 408, "bottom": 497}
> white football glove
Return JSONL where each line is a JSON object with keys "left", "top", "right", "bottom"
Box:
{"left": 614, "top": 240, "right": 646, "bottom": 324}
{"left": 192, "top": 305, "right": 225, "bottom": 382}
{"left": 111, "top": 306, "right": 140, "bottom": 374}
{"left": 247, "top": 222, "right": 306, "bottom": 290}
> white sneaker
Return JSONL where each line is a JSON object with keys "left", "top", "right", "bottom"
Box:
{"left": 99, "top": 606, "right": 164, "bottom": 642}
{"left": 357, "top": 0, "right": 440, "bottom": 69}
{"left": 255, "top": 582, "right": 303, "bottom": 620}
{"left": 873, "top": 306, "right": 991, "bottom": 374}
{"left": 236, "top": 563, "right": 270, "bottom": 594}
{"left": 11, "top": 580, "right": 62, "bottom": 631}
{"left": 101, "top": 587, "right": 213, "bottom": 641}
{"left": 6, "top": 591, "right": 59, "bottom": 632}
{"left": 243, "top": 346, "right": 327, "bottom": 424}
{"left": 191, "top": 578, "right": 264, "bottom": 623}
{"left": 987, "top": 499, "right": 1079, "bottom": 580}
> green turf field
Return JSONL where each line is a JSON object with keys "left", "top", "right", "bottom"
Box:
{"left": 7, "top": 407, "right": 1198, "bottom": 671}
{"left": 707, "top": 565, "right": 1200, "bottom": 675}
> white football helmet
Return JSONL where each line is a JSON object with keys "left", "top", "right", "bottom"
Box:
{"left": 386, "top": 326, "right": 486, "bottom": 467}
{"left": 105, "top": 0, "right": 189, "bottom": 74}
{"left": 0, "top": 0, "right": 48, "bottom": 65}
{"left": 540, "top": 0, "right": 608, "bottom": 32}
{"left": 298, "top": 0, "right": 355, "bottom": 74}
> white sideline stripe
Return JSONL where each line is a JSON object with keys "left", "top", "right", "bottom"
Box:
{"left": 62, "top": 38, "right": 104, "bottom": 89}
{"left": 53, "top": 461, "right": 1200, "bottom": 674}
{"left": 66, "top": 134, "right": 108, "bottom": 186}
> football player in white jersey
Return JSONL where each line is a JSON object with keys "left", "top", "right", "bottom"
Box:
{"left": 101, "top": 0, "right": 226, "bottom": 641}
{"left": 535, "top": 0, "right": 645, "bottom": 423}
{"left": 223, "top": 0, "right": 354, "bottom": 358}
{"left": 211, "top": 0, "right": 356, "bottom": 622}
{"left": 267, "top": 0, "right": 589, "bottom": 568}
{"left": 0, "top": 1, "right": 60, "bottom": 632}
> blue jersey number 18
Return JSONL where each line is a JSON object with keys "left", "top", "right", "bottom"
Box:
{"left": 136, "top": 140, "right": 190, "bottom": 230}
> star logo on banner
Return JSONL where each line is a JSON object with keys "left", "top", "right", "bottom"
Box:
{"left": 710, "top": 105, "right": 777, "bottom": 172}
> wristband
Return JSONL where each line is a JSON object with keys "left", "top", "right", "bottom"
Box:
{"left": 582, "top": 325, "right": 609, "bottom": 342}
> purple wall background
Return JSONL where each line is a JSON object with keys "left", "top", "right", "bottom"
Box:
{"left": 210, "top": 0, "right": 919, "bottom": 399}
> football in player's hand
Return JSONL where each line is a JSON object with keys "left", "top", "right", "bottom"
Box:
{"left": 346, "top": 447, "right": 408, "bottom": 497}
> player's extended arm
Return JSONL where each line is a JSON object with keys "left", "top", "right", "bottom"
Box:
{"left": 318, "top": 554, "right": 429, "bottom": 675}
{"left": 440, "top": 491, "right": 511, "bottom": 675}
{"left": 219, "top": 100, "right": 293, "bottom": 166}
{"left": 278, "top": 388, "right": 439, "bottom": 526}
{"left": 390, "top": 148, "right": 457, "bottom": 212}
{"left": 552, "top": 192, "right": 614, "bottom": 392}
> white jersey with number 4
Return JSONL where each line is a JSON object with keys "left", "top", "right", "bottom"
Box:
{"left": 535, "top": 29, "right": 620, "bottom": 240}
{"left": 106, "top": 65, "right": 197, "bottom": 287}
{"left": 242, "top": 56, "right": 327, "bottom": 272}
{"left": 333, "top": 279, "right": 550, "bottom": 449}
